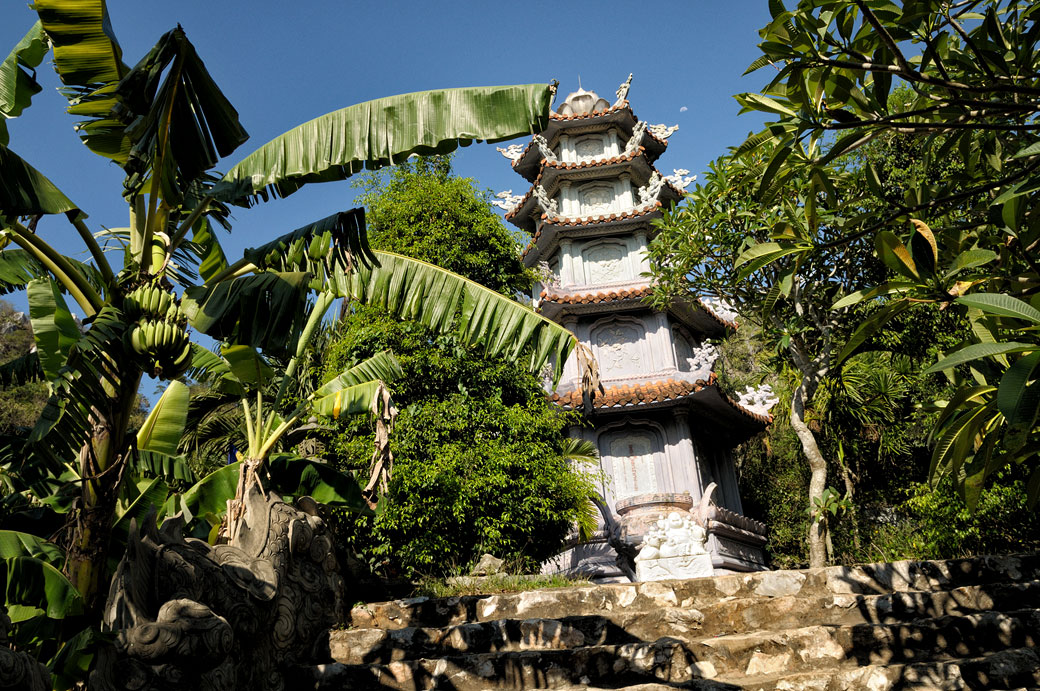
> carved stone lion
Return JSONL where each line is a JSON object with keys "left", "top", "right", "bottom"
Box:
{"left": 91, "top": 486, "right": 343, "bottom": 691}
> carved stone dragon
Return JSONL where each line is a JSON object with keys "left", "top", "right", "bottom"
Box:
{"left": 90, "top": 486, "right": 342, "bottom": 691}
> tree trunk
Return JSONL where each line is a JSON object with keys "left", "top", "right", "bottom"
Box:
{"left": 66, "top": 367, "right": 141, "bottom": 616}
{"left": 790, "top": 373, "right": 828, "bottom": 568}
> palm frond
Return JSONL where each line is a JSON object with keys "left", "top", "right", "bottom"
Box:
{"left": 216, "top": 84, "right": 553, "bottom": 205}
{"left": 0, "top": 21, "right": 48, "bottom": 146}
{"left": 346, "top": 251, "right": 592, "bottom": 389}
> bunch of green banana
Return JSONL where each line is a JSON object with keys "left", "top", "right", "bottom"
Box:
{"left": 123, "top": 284, "right": 182, "bottom": 323}
{"left": 122, "top": 284, "right": 191, "bottom": 377}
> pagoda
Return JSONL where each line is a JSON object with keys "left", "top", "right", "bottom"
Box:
{"left": 496, "top": 79, "right": 774, "bottom": 580}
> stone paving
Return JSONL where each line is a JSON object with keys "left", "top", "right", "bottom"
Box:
{"left": 297, "top": 554, "right": 1040, "bottom": 690}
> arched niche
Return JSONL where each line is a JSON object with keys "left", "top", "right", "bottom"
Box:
{"left": 673, "top": 327, "right": 696, "bottom": 373}
{"left": 590, "top": 316, "right": 646, "bottom": 378}
{"left": 597, "top": 423, "right": 665, "bottom": 501}
{"left": 580, "top": 239, "right": 629, "bottom": 284}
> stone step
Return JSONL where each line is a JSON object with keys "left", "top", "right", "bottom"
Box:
{"left": 691, "top": 610, "right": 1040, "bottom": 678}
{"left": 305, "top": 639, "right": 728, "bottom": 690}
{"left": 349, "top": 554, "right": 1040, "bottom": 630}
{"left": 722, "top": 646, "right": 1040, "bottom": 690}
{"left": 335, "top": 581, "right": 1040, "bottom": 664}
{"left": 302, "top": 639, "right": 1040, "bottom": 690}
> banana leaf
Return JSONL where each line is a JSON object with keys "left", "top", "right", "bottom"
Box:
{"left": 27, "top": 278, "right": 80, "bottom": 382}
{"left": 33, "top": 0, "right": 130, "bottom": 161}
{"left": 183, "top": 271, "right": 312, "bottom": 357}
{"left": 0, "top": 21, "right": 48, "bottom": 146}
{"left": 3, "top": 556, "right": 83, "bottom": 622}
{"left": 345, "top": 251, "right": 582, "bottom": 387}
{"left": 117, "top": 27, "right": 248, "bottom": 201}
{"left": 0, "top": 144, "right": 80, "bottom": 217}
{"left": 243, "top": 209, "right": 376, "bottom": 285}
{"left": 314, "top": 351, "right": 401, "bottom": 398}
{"left": 216, "top": 84, "right": 553, "bottom": 204}
{"left": 137, "top": 380, "right": 189, "bottom": 457}
{"left": 0, "top": 530, "right": 63, "bottom": 564}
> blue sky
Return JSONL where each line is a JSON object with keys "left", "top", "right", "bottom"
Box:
{"left": 2, "top": 1, "right": 776, "bottom": 393}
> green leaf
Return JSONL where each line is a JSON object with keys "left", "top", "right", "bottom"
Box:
{"left": 217, "top": 84, "right": 553, "bottom": 204}
{"left": 924, "top": 342, "right": 1035, "bottom": 374}
{"left": 219, "top": 344, "right": 274, "bottom": 389}
{"left": 33, "top": 0, "right": 131, "bottom": 161}
{"left": 1012, "top": 141, "right": 1040, "bottom": 159}
{"left": 183, "top": 272, "right": 312, "bottom": 357}
{"left": 832, "top": 281, "right": 917, "bottom": 309}
{"left": 997, "top": 351, "right": 1040, "bottom": 428}
{"left": 0, "top": 248, "right": 47, "bottom": 296}
{"left": 3, "top": 556, "right": 82, "bottom": 621}
{"left": 955, "top": 293, "right": 1040, "bottom": 325}
{"left": 875, "top": 231, "right": 919, "bottom": 280}
{"left": 267, "top": 453, "right": 364, "bottom": 509}
{"left": 27, "top": 278, "right": 80, "bottom": 381}
{"left": 734, "top": 242, "right": 807, "bottom": 281}
{"left": 944, "top": 249, "right": 997, "bottom": 278}
{"left": 0, "top": 21, "right": 49, "bottom": 146}
{"left": 0, "top": 530, "right": 63, "bottom": 564}
{"left": 0, "top": 144, "right": 80, "bottom": 216}
{"left": 174, "top": 462, "right": 240, "bottom": 523}
{"left": 136, "top": 380, "right": 189, "bottom": 456}
{"left": 192, "top": 217, "right": 229, "bottom": 283}
{"left": 134, "top": 450, "right": 197, "bottom": 485}
{"left": 734, "top": 92, "right": 798, "bottom": 118}
{"left": 111, "top": 476, "right": 169, "bottom": 542}
{"left": 311, "top": 379, "right": 384, "bottom": 420}
{"left": 836, "top": 300, "right": 912, "bottom": 363}
{"left": 346, "top": 252, "right": 582, "bottom": 388}
{"left": 314, "top": 351, "right": 402, "bottom": 398}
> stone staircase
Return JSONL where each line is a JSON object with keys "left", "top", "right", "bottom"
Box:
{"left": 297, "top": 554, "right": 1040, "bottom": 690}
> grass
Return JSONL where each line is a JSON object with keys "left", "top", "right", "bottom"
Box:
{"left": 414, "top": 572, "right": 591, "bottom": 598}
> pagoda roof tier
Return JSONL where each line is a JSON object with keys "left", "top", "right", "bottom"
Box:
{"left": 509, "top": 102, "right": 669, "bottom": 182}
{"left": 521, "top": 207, "right": 662, "bottom": 266}
{"left": 537, "top": 287, "right": 735, "bottom": 337}
{"left": 549, "top": 377, "right": 770, "bottom": 443}
{"left": 506, "top": 149, "right": 683, "bottom": 234}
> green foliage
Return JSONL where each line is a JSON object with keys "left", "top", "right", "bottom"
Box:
{"left": 731, "top": 0, "right": 1040, "bottom": 507}
{"left": 354, "top": 155, "right": 535, "bottom": 297}
{"left": 0, "top": 299, "right": 47, "bottom": 433}
{"left": 323, "top": 158, "right": 595, "bottom": 578}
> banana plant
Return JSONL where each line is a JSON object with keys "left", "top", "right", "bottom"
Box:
{"left": 1, "top": 0, "right": 594, "bottom": 617}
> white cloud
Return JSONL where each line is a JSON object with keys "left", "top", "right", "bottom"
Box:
{"left": 679, "top": 106, "right": 688, "bottom": 112}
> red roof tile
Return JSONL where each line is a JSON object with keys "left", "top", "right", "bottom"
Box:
{"left": 549, "top": 378, "right": 772, "bottom": 425}
{"left": 540, "top": 286, "right": 654, "bottom": 305}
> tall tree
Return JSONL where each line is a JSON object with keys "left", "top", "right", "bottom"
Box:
{"left": 323, "top": 158, "right": 596, "bottom": 578}
{"left": 725, "top": 0, "right": 1040, "bottom": 508}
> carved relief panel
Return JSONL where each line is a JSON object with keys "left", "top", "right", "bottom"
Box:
{"left": 582, "top": 241, "right": 628, "bottom": 284}
{"left": 592, "top": 319, "right": 645, "bottom": 378}
{"left": 578, "top": 183, "right": 616, "bottom": 215}
{"left": 602, "top": 427, "right": 661, "bottom": 500}
{"left": 574, "top": 135, "right": 606, "bottom": 162}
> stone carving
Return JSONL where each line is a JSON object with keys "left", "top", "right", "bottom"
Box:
{"left": 665, "top": 168, "right": 697, "bottom": 192}
{"left": 595, "top": 323, "right": 643, "bottom": 375}
{"left": 535, "top": 261, "right": 561, "bottom": 290}
{"left": 615, "top": 73, "right": 633, "bottom": 106}
{"left": 575, "top": 136, "right": 605, "bottom": 160}
{"left": 674, "top": 333, "right": 718, "bottom": 380}
{"left": 533, "top": 185, "right": 559, "bottom": 220}
{"left": 0, "top": 609, "right": 50, "bottom": 690}
{"left": 584, "top": 243, "right": 626, "bottom": 283}
{"left": 738, "top": 384, "right": 780, "bottom": 416}
{"left": 634, "top": 511, "right": 712, "bottom": 581}
{"left": 579, "top": 184, "right": 614, "bottom": 215}
{"left": 496, "top": 144, "right": 524, "bottom": 161}
{"left": 91, "top": 486, "right": 342, "bottom": 691}
{"left": 648, "top": 123, "right": 679, "bottom": 140}
{"left": 700, "top": 296, "right": 739, "bottom": 323}
{"left": 609, "top": 433, "right": 659, "bottom": 500}
{"left": 491, "top": 190, "right": 523, "bottom": 213}
{"left": 624, "top": 120, "right": 647, "bottom": 156}
{"left": 532, "top": 134, "right": 557, "bottom": 163}
{"left": 637, "top": 171, "right": 666, "bottom": 206}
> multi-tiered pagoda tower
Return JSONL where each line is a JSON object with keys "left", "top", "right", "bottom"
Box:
{"left": 497, "top": 81, "right": 774, "bottom": 580}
